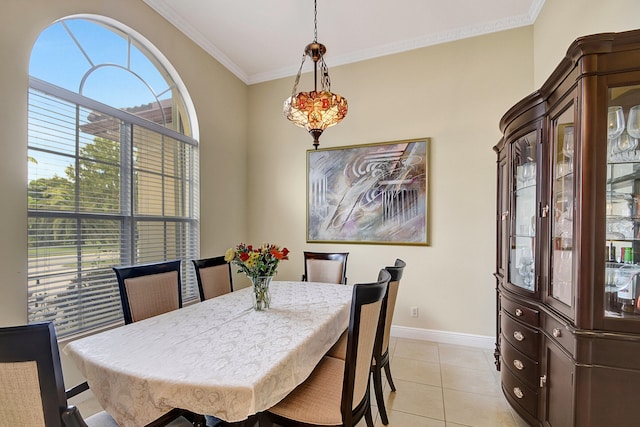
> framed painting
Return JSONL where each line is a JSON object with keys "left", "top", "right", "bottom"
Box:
{"left": 307, "top": 138, "right": 429, "bottom": 245}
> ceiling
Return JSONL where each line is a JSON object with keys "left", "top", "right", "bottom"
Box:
{"left": 143, "top": 0, "right": 545, "bottom": 85}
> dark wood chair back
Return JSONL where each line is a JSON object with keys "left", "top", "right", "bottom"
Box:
{"left": 302, "top": 251, "right": 349, "bottom": 284}
{"left": 112, "top": 260, "right": 182, "bottom": 324}
{"left": 379, "top": 258, "right": 406, "bottom": 356}
{"left": 371, "top": 258, "right": 406, "bottom": 425}
{"left": 0, "top": 322, "right": 68, "bottom": 427}
{"left": 341, "top": 269, "right": 390, "bottom": 425}
{"left": 192, "top": 256, "right": 233, "bottom": 301}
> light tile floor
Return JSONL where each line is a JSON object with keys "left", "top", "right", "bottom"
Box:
{"left": 363, "top": 337, "right": 530, "bottom": 427}
{"left": 74, "top": 337, "right": 531, "bottom": 427}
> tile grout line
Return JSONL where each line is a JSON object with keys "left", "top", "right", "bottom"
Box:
{"left": 437, "top": 342, "right": 448, "bottom": 425}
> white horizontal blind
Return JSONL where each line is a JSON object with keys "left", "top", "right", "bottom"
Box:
{"left": 28, "top": 87, "right": 199, "bottom": 337}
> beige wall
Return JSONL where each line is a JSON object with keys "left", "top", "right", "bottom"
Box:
{"left": 0, "top": 0, "right": 248, "bottom": 327}
{"left": 534, "top": 0, "right": 640, "bottom": 87}
{"left": 246, "top": 28, "right": 534, "bottom": 337}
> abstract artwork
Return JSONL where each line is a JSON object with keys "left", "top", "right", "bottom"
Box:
{"left": 307, "top": 138, "right": 429, "bottom": 245}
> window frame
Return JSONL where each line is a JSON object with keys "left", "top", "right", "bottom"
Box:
{"left": 27, "top": 16, "right": 200, "bottom": 338}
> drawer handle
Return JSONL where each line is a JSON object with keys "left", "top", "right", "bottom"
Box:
{"left": 513, "top": 387, "right": 524, "bottom": 399}
{"left": 501, "top": 211, "right": 509, "bottom": 220}
{"left": 552, "top": 328, "right": 562, "bottom": 338}
{"left": 513, "top": 359, "right": 524, "bottom": 370}
{"left": 515, "top": 308, "right": 523, "bottom": 317}
{"left": 513, "top": 331, "right": 525, "bottom": 341}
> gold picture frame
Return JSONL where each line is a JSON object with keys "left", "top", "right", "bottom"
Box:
{"left": 307, "top": 138, "right": 429, "bottom": 245}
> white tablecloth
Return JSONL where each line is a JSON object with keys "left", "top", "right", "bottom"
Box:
{"left": 64, "top": 281, "right": 353, "bottom": 426}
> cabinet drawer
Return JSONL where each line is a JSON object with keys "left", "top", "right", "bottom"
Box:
{"left": 501, "top": 340, "right": 539, "bottom": 387}
{"left": 501, "top": 296, "right": 539, "bottom": 326}
{"left": 501, "top": 312, "right": 540, "bottom": 358}
{"left": 501, "top": 367, "right": 538, "bottom": 418}
{"left": 542, "top": 313, "right": 574, "bottom": 355}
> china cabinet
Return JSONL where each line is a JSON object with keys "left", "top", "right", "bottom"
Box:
{"left": 494, "top": 29, "right": 640, "bottom": 426}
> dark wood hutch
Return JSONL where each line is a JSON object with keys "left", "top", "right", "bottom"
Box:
{"left": 494, "top": 29, "right": 640, "bottom": 426}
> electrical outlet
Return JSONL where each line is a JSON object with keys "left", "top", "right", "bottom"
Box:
{"left": 410, "top": 306, "right": 419, "bottom": 317}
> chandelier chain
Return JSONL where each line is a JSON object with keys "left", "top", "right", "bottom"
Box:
{"left": 313, "top": 0, "right": 318, "bottom": 42}
{"left": 320, "top": 57, "right": 331, "bottom": 91}
{"left": 290, "top": 53, "right": 307, "bottom": 97}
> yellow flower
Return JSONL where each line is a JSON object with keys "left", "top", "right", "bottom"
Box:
{"left": 224, "top": 248, "right": 235, "bottom": 262}
{"left": 246, "top": 252, "right": 260, "bottom": 267}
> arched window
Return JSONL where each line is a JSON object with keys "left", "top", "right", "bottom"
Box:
{"left": 28, "top": 16, "right": 199, "bottom": 337}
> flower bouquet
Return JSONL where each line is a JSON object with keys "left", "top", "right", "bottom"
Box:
{"left": 225, "top": 243, "right": 289, "bottom": 310}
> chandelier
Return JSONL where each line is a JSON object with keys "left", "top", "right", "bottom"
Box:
{"left": 283, "top": 0, "right": 348, "bottom": 149}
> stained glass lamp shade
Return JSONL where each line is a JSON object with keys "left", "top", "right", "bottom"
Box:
{"left": 283, "top": 4, "right": 348, "bottom": 149}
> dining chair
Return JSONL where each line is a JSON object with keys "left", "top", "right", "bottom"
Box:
{"left": 262, "top": 269, "right": 390, "bottom": 427}
{"left": 372, "top": 258, "right": 406, "bottom": 425}
{"left": 112, "top": 261, "right": 208, "bottom": 426}
{"left": 324, "top": 259, "right": 406, "bottom": 425}
{"left": 301, "top": 251, "right": 349, "bottom": 284}
{"left": 113, "top": 260, "right": 183, "bottom": 324}
{"left": 0, "top": 322, "right": 120, "bottom": 427}
{"left": 192, "top": 256, "right": 233, "bottom": 301}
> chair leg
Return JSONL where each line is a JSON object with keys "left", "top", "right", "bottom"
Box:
{"left": 364, "top": 406, "right": 375, "bottom": 427}
{"left": 372, "top": 365, "right": 389, "bottom": 425}
{"left": 383, "top": 360, "right": 396, "bottom": 392}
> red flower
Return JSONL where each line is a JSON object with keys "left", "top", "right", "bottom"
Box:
{"left": 239, "top": 252, "right": 250, "bottom": 262}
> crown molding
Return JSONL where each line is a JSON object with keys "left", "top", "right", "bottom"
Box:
{"left": 528, "top": 0, "right": 546, "bottom": 22}
{"left": 248, "top": 2, "right": 545, "bottom": 85}
{"left": 145, "top": 0, "right": 546, "bottom": 86}
{"left": 143, "top": 0, "right": 250, "bottom": 84}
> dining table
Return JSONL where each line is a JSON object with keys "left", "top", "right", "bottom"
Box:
{"left": 64, "top": 281, "right": 354, "bottom": 427}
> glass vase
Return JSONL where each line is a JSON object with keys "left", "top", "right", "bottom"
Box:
{"left": 250, "top": 275, "right": 272, "bottom": 311}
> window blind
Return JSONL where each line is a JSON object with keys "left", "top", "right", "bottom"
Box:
{"left": 28, "top": 87, "right": 199, "bottom": 337}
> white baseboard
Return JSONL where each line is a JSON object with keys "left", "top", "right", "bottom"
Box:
{"left": 390, "top": 325, "right": 495, "bottom": 350}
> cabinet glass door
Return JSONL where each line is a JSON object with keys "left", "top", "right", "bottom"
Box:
{"left": 550, "top": 107, "right": 575, "bottom": 308}
{"left": 510, "top": 131, "right": 537, "bottom": 291}
{"left": 605, "top": 84, "right": 640, "bottom": 319}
